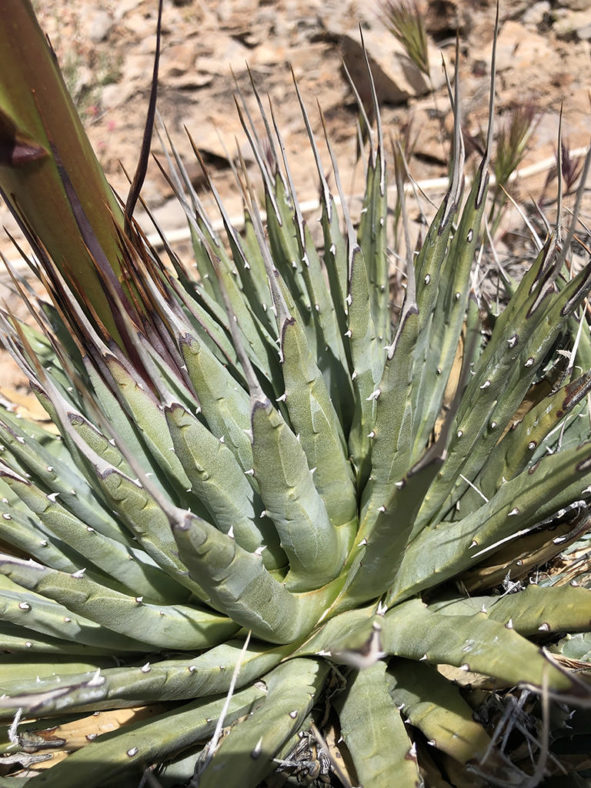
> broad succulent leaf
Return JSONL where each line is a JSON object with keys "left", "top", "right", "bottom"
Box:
{"left": 18, "top": 684, "right": 267, "bottom": 788}
{"left": 195, "top": 658, "right": 330, "bottom": 788}
{"left": 337, "top": 661, "right": 420, "bottom": 788}
{"left": 387, "top": 659, "right": 492, "bottom": 764}
{"left": 0, "top": 3, "right": 590, "bottom": 785}
{"left": 0, "top": 640, "right": 291, "bottom": 715}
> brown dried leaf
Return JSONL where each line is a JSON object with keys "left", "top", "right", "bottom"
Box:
{"left": 22, "top": 705, "right": 168, "bottom": 770}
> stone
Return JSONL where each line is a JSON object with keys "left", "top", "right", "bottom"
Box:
{"left": 554, "top": 9, "right": 591, "bottom": 39}
{"left": 113, "top": 0, "right": 144, "bottom": 23}
{"left": 495, "top": 20, "right": 554, "bottom": 73}
{"left": 195, "top": 36, "right": 250, "bottom": 77}
{"left": 100, "top": 82, "right": 136, "bottom": 110}
{"left": 522, "top": 1, "right": 552, "bottom": 29}
{"left": 161, "top": 42, "right": 198, "bottom": 79}
{"left": 87, "top": 10, "right": 113, "bottom": 43}
{"left": 124, "top": 52, "right": 158, "bottom": 84}
{"left": 557, "top": 0, "right": 591, "bottom": 11}
{"left": 337, "top": 28, "right": 445, "bottom": 106}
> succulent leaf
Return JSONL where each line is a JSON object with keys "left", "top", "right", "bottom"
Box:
{"left": 22, "top": 684, "right": 266, "bottom": 788}
{"left": 251, "top": 395, "right": 346, "bottom": 591}
{"left": 0, "top": 4, "right": 590, "bottom": 783}
{"left": 337, "top": 661, "right": 420, "bottom": 788}
{"left": 196, "top": 658, "right": 329, "bottom": 788}
{"left": 380, "top": 599, "right": 572, "bottom": 689}
{"left": 0, "top": 555, "right": 237, "bottom": 650}
{"left": 0, "top": 639, "right": 291, "bottom": 716}
{"left": 164, "top": 400, "right": 283, "bottom": 566}
{"left": 0, "top": 572, "right": 147, "bottom": 654}
{"left": 280, "top": 316, "right": 357, "bottom": 533}
{"left": 429, "top": 584, "right": 591, "bottom": 636}
{"left": 172, "top": 510, "right": 338, "bottom": 642}
{"left": 390, "top": 441, "right": 591, "bottom": 602}
{"left": 388, "top": 659, "right": 491, "bottom": 765}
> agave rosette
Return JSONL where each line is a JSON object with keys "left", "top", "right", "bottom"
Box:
{"left": 0, "top": 3, "right": 590, "bottom": 786}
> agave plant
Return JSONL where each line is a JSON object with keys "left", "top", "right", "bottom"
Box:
{"left": 0, "top": 2, "right": 591, "bottom": 786}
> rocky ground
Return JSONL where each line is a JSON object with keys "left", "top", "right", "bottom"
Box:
{"left": 2, "top": 0, "right": 591, "bottom": 402}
